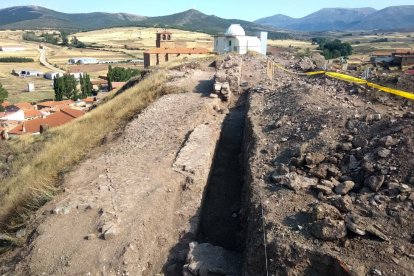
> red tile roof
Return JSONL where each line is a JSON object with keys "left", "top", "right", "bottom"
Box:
{"left": 15, "top": 102, "right": 34, "bottom": 111}
{"left": 144, "top": 47, "right": 210, "bottom": 55}
{"left": 91, "top": 79, "right": 108, "bottom": 85}
{"left": 372, "top": 51, "right": 393, "bottom": 56}
{"left": 37, "top": 100, "right": 74, "bottom": 108}
{"left": 84, "top": 97, "right": 96, "bottom": 103}
{"left": 1, "top": 101, "right": 10, "bottom": 108}
{"left": 112, "top": 82, "right": 127, "bottom": 89}
{"left": 9, "top": 108, "right": 85, "bottom": 135}
{"left": 394, "top": 49, "right": 413, "bottom": 55}
{"left": 24, "top": 109, "right": 43, "bottom": 119}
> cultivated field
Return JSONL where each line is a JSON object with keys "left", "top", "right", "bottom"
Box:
{"left": 0, "top": 28, "right": 214, "bottom": 103}
{"left": 71, "top": 27, "right": 214, "bottom": 60}
{"left": 0, "top": 31, "right": 55, "bottom": 103}
{"left": 339, "top": 31, "right": 414, "bottom": 54}
{"left": 267, "top": 39, "right": 317, "bottom": 50}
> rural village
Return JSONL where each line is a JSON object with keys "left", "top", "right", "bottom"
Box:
{"left": 0, "top": 2, "right": 413, "bottom": 276}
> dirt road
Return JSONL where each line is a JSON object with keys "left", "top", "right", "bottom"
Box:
{"left": 37, "top": 47, "right": 65, "bottom": 73}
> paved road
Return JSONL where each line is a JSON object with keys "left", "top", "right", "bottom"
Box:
{"left": 37, "top": 47, "right": 65, "bottom": 73}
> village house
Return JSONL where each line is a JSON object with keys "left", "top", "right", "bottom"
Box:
{"left": 37, "top": 100, "right": 75, "bottom": 112}
{"left": 0, "top": 109, "right": 25, "bottom": 121}
{"left": 73, "top": 97, "right": 97, "bottom": 109}
{"left": 24, "top": 109, "right": 44, "bottom": 120}
{"left": 5, "top": 102, "right": 36, "bottom": 112}
{"left": 0, "top": 45, "right": 26, "bottom": 52}
{"left": 143, "top": 31, "right": 210, "bottom": 67}
{"left": 8, "top": 108, "right": 85, "bottom": 136}
{"left": 214, "top": 24, "right": 268, "bottom": 55}
{"left": 69, "top": 72, "right": 85, "bottom": 80}
{"left": 12, "top": 69, "right": 44, "bottom": 77}
{"left": 371, "top": 49, "right": 414, "bottom": 69}
{"left": 68, "top": 58, "right": 98, "bottom": 65}
{"left": 44, "top": 72, "right": 63, "bottom": 80}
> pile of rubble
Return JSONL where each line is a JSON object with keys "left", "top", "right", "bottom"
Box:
{"left": 242, "top": 52, "right": 414, "bottom": 275}
{"left": 270, "top": 111, "right": 414, "bottom": 242}
{"left": 212, "top": 55, "right": 242, "bottom": 101}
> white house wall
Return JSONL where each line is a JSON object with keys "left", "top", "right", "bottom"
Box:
{"left": 236, "top": 37, "right": 262, "bottom": 55}
{"left": 214, "top": 35, "right": 265, "bottom": 55}
{"left": 0, "top": 110, "right": 25, "bottom": 121}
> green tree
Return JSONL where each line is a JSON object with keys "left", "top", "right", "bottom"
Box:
{"left": 85, "top": 74, "right": 92, "bottom": 96}
{"left": 61, "top": 31, "right": 69, "bottom": 46}
{"left": 315, "top": 38, "right": 352, "bottom": 59}
{"left": 80, "top": 73, "right": 93, "bottom": 99}
{"left": 107, "top": 66, "right": 140, "bottom": 83}
{"left": 107, "top": 65, "right": 113, "bottom": 91}
{"left": 53, "top": 77, "right": 63, "bottom": 101}
{"left": 54, "top": 75, "right": 78, "bottom": 100}
{"left": 0, "top": 83, "right": 8, "bottom": 111}
{"left": 71, "top": 36, "right": 86, "bottom": 48}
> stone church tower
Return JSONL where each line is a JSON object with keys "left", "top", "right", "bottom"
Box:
{"left": 156, "top": 31, "right": 175, "bottom": 48}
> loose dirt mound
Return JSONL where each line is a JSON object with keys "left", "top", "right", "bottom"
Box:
{"left": 243, "top": 53, "right": 414, "bottom": 275}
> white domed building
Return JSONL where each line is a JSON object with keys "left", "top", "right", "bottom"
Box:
{"left": 214, "top": 24, "right": 268, "bottom": 55}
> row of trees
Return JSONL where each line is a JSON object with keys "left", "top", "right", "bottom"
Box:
{"left": 312, "top": 37, "right": 353, "bottom": 59}
{"left": 53, "top": 74, "right": 92, "bottom": 101}
{"left": 23, "top": 31, "right": 86, "bottom": 48}
{"left": 0, "top": 57, "right": 34, "bottom": 63}
{"left": 107, "top": 66, "right": 140, "bottom": 90}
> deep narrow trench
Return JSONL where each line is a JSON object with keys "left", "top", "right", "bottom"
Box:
{"left": 197, "top": 94, "right": 247, "bottom": 252}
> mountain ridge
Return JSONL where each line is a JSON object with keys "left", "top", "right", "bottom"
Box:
{"left": 0, "top": 6, "right": 280, "bottom": 37}
{"left": 255, "top": 6, "right": 414, "bottom": 31}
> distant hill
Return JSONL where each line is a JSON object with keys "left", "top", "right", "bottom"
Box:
{"left": 139, "top": 9, "right": 274, "bottom": 35}
{"left": 255, "top": 6, "right": 414, "bottom": 31}
{"left": 0, "top": 6, "right": 147, "bottom": 31}
{"left": 351, "top": 6, "right": 414, "bottom": 31}
{"left": 254, "top": 14, "right": 296, "bottom": 29}
{"left": 0, "top": 6, "right": 283, "bottom": 38}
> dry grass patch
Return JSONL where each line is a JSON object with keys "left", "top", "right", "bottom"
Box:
{"left": 0, "top": 69, "right": 178, "bottom": 231}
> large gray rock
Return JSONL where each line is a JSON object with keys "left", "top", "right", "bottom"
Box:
{"left": 332, "top": 195, "right": 353, "bottom": 213}
{"left": 183, "top": 242, "right": 241, "bottom": 276}
{"left": 335, "top": 181, "right": 355, "bottom": 195}
{"left": 311, "top": 203, "right": 342, "bottom": 221}
{"left": 311, "top": 218, "right": 347, "bottom": 241}
{"left": 305, "top": 153, "right": 325, "bottom": 166}
{"left": 272, "top": 172, "right": 317, "bottom": 192}
{"left": 366, "top": 175, "right": 385, "bottom": 192}
{"left": 298, "top": 57, "right": 316, "bottom": 71}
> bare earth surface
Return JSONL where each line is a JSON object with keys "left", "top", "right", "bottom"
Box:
{"left": 0, "top": 64, "right": 227, "bottom": 275}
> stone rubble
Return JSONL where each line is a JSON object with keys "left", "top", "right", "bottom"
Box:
{"left": 212, "top": 54, "right": 242, "bottom": 102}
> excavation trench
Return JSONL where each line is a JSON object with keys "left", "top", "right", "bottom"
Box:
{"left": 161, "top": 96, "right": 247, "bottom": 275}
{"left": 198, "top": 96, "right": 247, "bottom": 251}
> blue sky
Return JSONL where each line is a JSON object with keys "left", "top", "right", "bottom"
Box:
{"left": 1, "top": 0, "right": 413, "bottom": 21}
